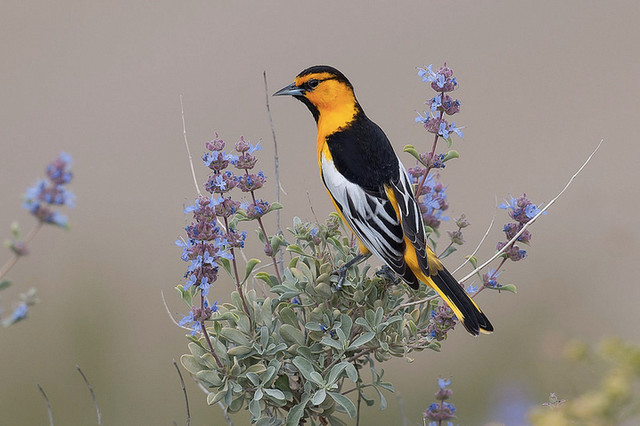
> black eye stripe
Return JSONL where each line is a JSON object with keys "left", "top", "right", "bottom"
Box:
{"left": 303, "top": 76, "right": 337, "bottom": 91}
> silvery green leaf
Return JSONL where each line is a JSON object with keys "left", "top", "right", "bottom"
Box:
{"left": 260, "top": 326, "right": 269, "bottom": 348}
{"left": 305, "top": 322, "right": 324, "bottom": 331}
{"left": 320, "top": 336, "right": 344, "bottom": 351}
{"left": 220, "top": 257, "right": 232, "bottom": 277}
{"left": 309, "top": 371, "right": 325, "bottom": 387}
{"left": 262, "top": 365, "right": 277, "bottom": 385}
{"left": 255, "top": 388, "right": 264, "bottom": 401}
{"left": 311, "top": 388, "right": 326, "bottom": 405}
{"left": 334, "top": 328, "right": 347, "bottom": 344}
{"left": 326, "top": 362, "right": 349, "bottom": 386}
{"left": 208, "top": 390, "right": 226, "bottom": 405}
{"left": 354, "top": 317, "right": 372, "bottom": 331}
{"left": 227, "top": 345, "right": 253, "bottom": 357}
{"left": 280, "top": 324, "right": 305, "bottom": 346}
{"left": 285, "top": 396, "right": 309, "bottom": 426}
{"left": 293, "top": 356, "right": 324, "bottom": 386}
{"left": 373, "top": 384, "right": 387, "bottom": 410}
{"left": 439, "top": 245, "right": 457, "bottom": 259}
{"left": 249, "top": 397, "right": 261, "bottom": 419}
{"left": 255, "top": 417, "right": 274, "bottom": 426}
{"left": 188, "top": 342, "right": 208, "bottom": 362}
{"left": 242, "top": 258, "right": 261, "bottom": 285}
{"left": 345, "top": 363, "right": 358, "bottom": 382}
{"left": 278, "top": 307, "right": 299, "bottom": 327}
{"left": 263, "top": 388, "right": 285, "bottom": 401}
{"left": 402, "top": 144, "right": 423, "bottom": 164}
{"left": 220, "top": 327, "right": 251, "bottom": 346}
{"left": 375, "top": 307, "right": 383, "bottom": 326}
{"left": 346, "top": 331, "right": 375, "bottom": 351}
{"left": 442, "top": 149, "right": 459, "bottom": 162}
{"left": 196, "top": 370, "right": 223, "bottom": 387}
{"left": 339, "top": 314, "right": 353, "bottom": 336}
{"left": 247, "top": 372, "right": 261, "bottom": 386}
{"left": 180, "top": 355, "right": 203, "bottom": 375}
{"left": 328, "top": 392, "right": 356, "bottom": 418}
{"left": 246, "top": 364, "right": 267, "bottom": 375}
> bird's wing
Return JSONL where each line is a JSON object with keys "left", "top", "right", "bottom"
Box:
{"left": 387, "top": 161, "right": 431, "bottom": 276}
{"left": 320, "top": 155, "right": 408, "bottom": 275}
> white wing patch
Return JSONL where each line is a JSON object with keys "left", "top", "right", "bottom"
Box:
{"left": 321, "top": 155, "right": 404, "bottom": 267}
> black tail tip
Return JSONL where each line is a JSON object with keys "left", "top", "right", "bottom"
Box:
{"left": 461, "top": 313, "right": 494, "bottom": 336}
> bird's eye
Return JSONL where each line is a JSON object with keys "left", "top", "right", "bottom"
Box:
{"left": 306, "top": 79, "right": 319, "bottom": 90}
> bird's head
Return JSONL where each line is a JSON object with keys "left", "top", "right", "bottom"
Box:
{"left": 273, "top": 65, "right": 359, "bottom": 123}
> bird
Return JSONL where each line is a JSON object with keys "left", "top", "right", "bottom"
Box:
{"left": 274, "top": 65, "right": 493, "bottom": 336}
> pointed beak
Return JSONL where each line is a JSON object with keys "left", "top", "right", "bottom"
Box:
{"left": 273, "top": 82, "right": 303, "bottom": 97}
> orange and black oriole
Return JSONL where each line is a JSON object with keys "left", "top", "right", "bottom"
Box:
{"left": 275, "top": 65, "right": 493, "bottom": 336}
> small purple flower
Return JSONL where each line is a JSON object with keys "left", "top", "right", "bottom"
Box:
{"left": 236, "top": 171, "right": 266, "bottom": 192}
{"left": 205, "top": 133, "right": 225, "bottom": 152}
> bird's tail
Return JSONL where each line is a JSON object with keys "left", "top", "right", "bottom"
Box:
{"left": 423, "top": 266, "right": 494, "bottom": 336}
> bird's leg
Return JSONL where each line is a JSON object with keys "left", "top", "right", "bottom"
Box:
{"left": 375, "top": 265, "right": 400, "bottom": 285}
{"left": 334, "top": 253, "right": 371, "bottom": 289}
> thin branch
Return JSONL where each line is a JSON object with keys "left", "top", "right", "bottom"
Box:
{"left": 37, "top": 384, "right": 54, "bottom": 426}
{"left": 161, "top": 290, "right": 191, "bottom": 331}
{"left": 452, "top": 206, "right": 496, "bottom": 274}
{"left": 396, "top": 393, "right": 409, "bottom": 426}
{"left": 459, "top": 139, "right": 602, "bottom": 284}
{"left": 180, "top": 95, "right": 202, "bottom": 197}
{"left": 356, "top": 388, "right": 362, "bottom": 426}
{"left": 76, "top": 366, "right": 102, "bottom": 426}
{"left": 173, "top": 359, "right": 190, "bottom": 426}
{"left": 0, "top": 221, "right": 42, "bottom": 281}
{"left": 263, "top": 71, "right": 282, "bottom": 235}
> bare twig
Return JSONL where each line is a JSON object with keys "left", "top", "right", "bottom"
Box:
{"left": 452, "top": 206, "right": 496, "bottom": 275}
{"left": 173, "top": 359, "right": 190, "bottom": 426}
{"left": 180, "top": 95, "right": 202, "bottom": 197}
{"left": 263, "top": 71, "right": 282, "bottom": 232}
{"left": 396, "top": 393, "right": 409, "bottom": 426}
{"left": 0, "top": 222, "right": 42, "bottom": 281}
{"left": 76, "top": 366, "right": 102, "bottom": 426}
{"left": 37, "top": 384, "right": 54, "bottom": 426}
{"left": 459, "top": 139, "right": 602, "bottom": 284}
{"left": 161, "top": 290, "right": 191, "bottom": 331}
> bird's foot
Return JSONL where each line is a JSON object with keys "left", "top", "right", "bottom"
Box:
{"left": 375, "top": 265, "right": 400, "bottom": 285}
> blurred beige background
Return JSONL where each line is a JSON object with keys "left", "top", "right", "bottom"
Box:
{"left": 1, "top": 1, "right": 638, "bottom": 424}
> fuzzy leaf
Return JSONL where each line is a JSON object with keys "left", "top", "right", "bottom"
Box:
{"left": 242, "top": 258, "right": 261, "bottom": 284}
{"left": 311, "top": 388, "right": 326, "bottom": 405}
{"left": 280, "top": 324, "right": 305, "bottom": 347}
{"left": 220, "top": 327, "right": 251, "bottom": 346}
{"left": 442, "top": 150, "right": 459, "bottom": 162}
{"left": 403, "top": 144, "right": 423, "bottom": 164}
{"left": 286, "top": 397, "right": 309, "bottom": 426}
{"left": 293, "top": 356, "right": 324, "bottom": 386}
{"left": 328, "top": 392, "right": 357, "bottom": 418}
{"left": 264, "top": 388, "right": 286, "bottom": 401}
{"left": 346, "top": 332, "right": 375, "bottom": 351}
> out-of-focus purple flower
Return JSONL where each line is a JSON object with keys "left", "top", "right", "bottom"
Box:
{"left": 424, "top": 377, "right": 456, "bottom": 422}
{"left": 23, "top": 153, "right": 75, "bottom": 228}
{"left": 9, "top": 303, "right": 28, "bottom": 323}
